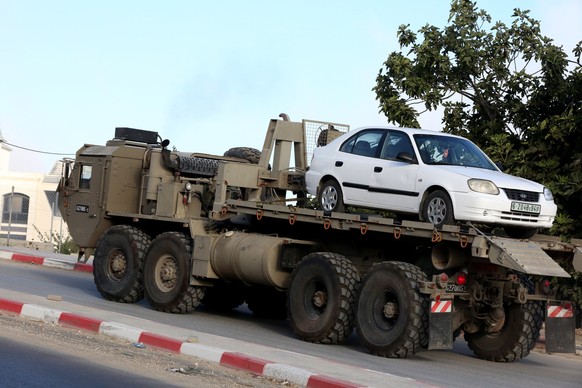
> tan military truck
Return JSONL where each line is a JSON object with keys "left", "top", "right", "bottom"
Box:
{"left": 57, "top": 113, "right": 581, "bottom": 362}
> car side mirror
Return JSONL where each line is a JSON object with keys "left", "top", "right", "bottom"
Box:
{"left": 496, "top": 162, "right": 505, "bottom": 171}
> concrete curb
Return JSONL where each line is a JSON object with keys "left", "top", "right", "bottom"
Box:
{"left": 0, "top": 249, "right": 93, "bottom": 273}
{"left": 0, "top": 250, "right": 367, "bottom": 388}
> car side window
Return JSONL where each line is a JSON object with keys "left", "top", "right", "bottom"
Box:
{"left": 380, "top": 131, "right": 416, "bottom": 162}
{"left": 339, "top": 129, "right": 385, "bottom": 158}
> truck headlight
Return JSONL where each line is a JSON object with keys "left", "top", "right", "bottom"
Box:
{"left": 468, "top": 179, "right": 499, "bottom": 195}
{"left": 543, "top": 187, "right": 554, "bottom": 201}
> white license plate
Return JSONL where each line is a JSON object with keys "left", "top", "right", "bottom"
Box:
{"left": 511, "top": 202, "right": 541, "bottom": 214}
{"left": 445, "top": 284, "right": 466, "bottom": 293}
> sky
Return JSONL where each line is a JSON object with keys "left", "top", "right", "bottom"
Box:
{"left": 0, "top": 0, "right": 580, "bottom": 173}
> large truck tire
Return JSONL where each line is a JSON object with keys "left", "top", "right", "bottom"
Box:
{"left": 287, "top": 252, "right": 360, "bottom": 344}
{"left": 355, "top": 261, "right": 429, "bottom": 358}
{"left": 143, "top": 232, "right": 205, "bottom": 314}
{"left": 223, "top": 147, "right": 261, "bottom": 164}
{"left": 464, "top": 300, "right": 543, "bottom": 362}
{"left": 93, "top": 225, "right": 151, "bottom": 303}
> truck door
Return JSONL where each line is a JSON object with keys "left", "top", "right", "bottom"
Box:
{"left": 63, "top": 157, "right": 106, "bottom": 247}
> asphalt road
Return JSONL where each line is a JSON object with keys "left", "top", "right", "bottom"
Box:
{"left": 1, "top": 258, "right": 581, "bottom": 387}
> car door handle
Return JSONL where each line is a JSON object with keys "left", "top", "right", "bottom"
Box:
{"left": 335, "top": 161, "right": 343, "bottom": 167}
{"left": 374, "top": 166, "right": 383, "bottom": 173}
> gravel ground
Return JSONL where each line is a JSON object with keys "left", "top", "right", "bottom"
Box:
{"left": 0, "top": 313, "right": 297, "bottom": 388}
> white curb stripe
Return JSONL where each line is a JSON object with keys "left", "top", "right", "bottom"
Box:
{"left": 180, "top": 343, "right": 227, "bottom": 363}
{"left": 99, "top": 321, "right": 143, "bottom": 343}
{"left": 263, "top": 363, "right": 312, "bottom": 386}
{"left": 21, "top": 304, "right": 62, "bottom": 324}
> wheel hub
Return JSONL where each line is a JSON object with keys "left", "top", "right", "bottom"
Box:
{"left": 156, "top": 256, "right": 178, "bottom": 290}
{"left": 109, "top": 250, "right": 127, "bottom": 279}
{"left": 383, "top": 301, "right": 399, "bottom": 319}
{"left": 321, "top": 187, "right": 337, "bottom": 211}
{"left": 427, "top": 198, "right": 446, "bottom": 225}
{"left": 312, "top": 290, "right": 328, "bottom": 308}
{"left": 160, "top": 264, "right": 176, "bottom": 282}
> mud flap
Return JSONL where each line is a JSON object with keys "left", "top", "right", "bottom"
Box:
{"left": 545, "top": 303, "right": 576, "bottom": 353}
{"left": 428, "top": 299, "right": 453, "bottom": 350}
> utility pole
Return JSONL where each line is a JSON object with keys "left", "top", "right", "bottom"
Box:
{"left": 7, "top": 186, "right": 14, "bottom": 246}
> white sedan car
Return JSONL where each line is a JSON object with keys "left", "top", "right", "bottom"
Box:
{"left": 305, "top": 126, "right": 557, "bottom": 239}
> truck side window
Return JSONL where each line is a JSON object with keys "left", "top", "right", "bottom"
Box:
{"left": 79, "top": 165, "right": 92, "bottom": 190}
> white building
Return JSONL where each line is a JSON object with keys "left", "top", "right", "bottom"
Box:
{"left": 0, "top": 129, "right": 66, "bottom": 246}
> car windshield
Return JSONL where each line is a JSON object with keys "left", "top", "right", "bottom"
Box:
{"left": 413, "top": 134, "right": 497, "bottom": 171}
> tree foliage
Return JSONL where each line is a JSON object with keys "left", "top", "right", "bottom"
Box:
{"left": 374, "top": 0, "right": 582, "bottom": 238}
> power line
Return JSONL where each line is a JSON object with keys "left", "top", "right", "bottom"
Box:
{"left": 0, "top": 140, "right": 75, "bottom": 156}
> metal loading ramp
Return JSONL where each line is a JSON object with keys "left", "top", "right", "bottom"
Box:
{"left": 487, "top": 237, "right": 570, "bottom": 277}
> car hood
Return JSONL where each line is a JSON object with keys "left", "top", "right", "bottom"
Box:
{"left": 438, "top": 166, "right": 545, "bottom": 192}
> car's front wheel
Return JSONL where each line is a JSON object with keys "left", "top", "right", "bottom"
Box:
{"left": 318, "top": 180, "right": 345, "bottom": 213}
{"left": 422, "top": 190, "right": 454, "bottom": 228}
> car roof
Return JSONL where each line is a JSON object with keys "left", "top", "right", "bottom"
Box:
{"left": 351, "top": 125, "right": 464, "bottom": 139}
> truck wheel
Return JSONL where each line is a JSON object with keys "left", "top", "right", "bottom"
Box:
{"left": 143, "top": 232, "right": 205, "bottom": 314}
{"left": 318, "top": 180, "right": 345, "bottom": 213}
{"left": 246, "top": 287, "right": 287, "bottom": 319}
{"left": 223, "top": 147, "right": 261, "bottom": 164}
{"left": 421, "top": 190, "right": 453, "bottom": 228}
{"left": 93, "top": 225, "right": 151, "bottom": 303}
{"left": 464, "top": 300, "right": 543, "bottom": 362}
{"left": 287, "top": 252, "right": 360, "bottom": 344}
{"left": 355, "top": 261, "right": 429, "bottom": 358}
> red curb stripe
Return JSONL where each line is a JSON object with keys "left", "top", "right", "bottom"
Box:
{"left": 220, "top": 352, "right": 268, "bottom": 375}
{"left": 11, "top": 253, "right": 44, "bottom": 265}
{"left": 307, "top": 374, "right": 365, "bottom": 388}
{"left": 0, "top": 298, "right": 24, "bottom": 314}
{"left": 73, "top": 263, "right": 93, "bottom": 273}
{"left": 59, "top": 312, "right": 102, "bottom": 332}
{"left": 138, "top": 332, "right": 183, "bottom": 353}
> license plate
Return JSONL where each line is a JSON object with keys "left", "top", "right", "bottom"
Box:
{"left": 445, "top": 284, "right": 466, "bottom": 293}
{"left": 511, "top": 202, "right": 541, "bottom": 214}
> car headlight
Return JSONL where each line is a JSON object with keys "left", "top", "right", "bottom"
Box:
{"left": 468, "top": 179, "right": 499, "bottom": 195}
{"left": 543, "top": 187, "right": 554, "bottom": 201}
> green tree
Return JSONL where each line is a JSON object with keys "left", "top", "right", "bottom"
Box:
{"left": 374, "top": 0, "right": 582, "bottom": 238}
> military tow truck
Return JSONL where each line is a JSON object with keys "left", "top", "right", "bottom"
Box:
{"left": 57, "top": 113, "right": 581, "bottom": 362}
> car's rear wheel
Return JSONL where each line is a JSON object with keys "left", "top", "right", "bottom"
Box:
{"left": 422, "top": 190, "right": 454, "bottom": 228}
{"left": 318, "top": 180, "right": 345, "bottom": 213}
